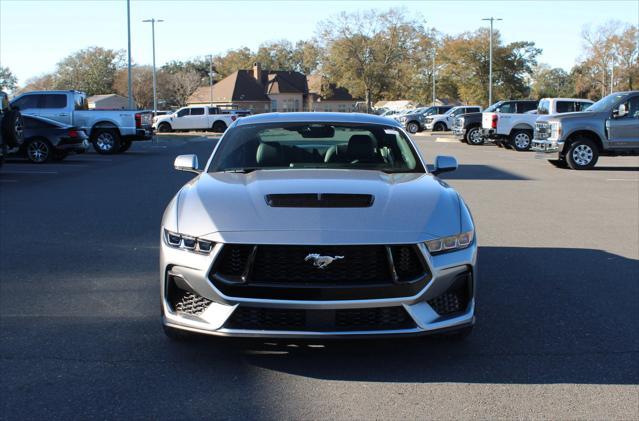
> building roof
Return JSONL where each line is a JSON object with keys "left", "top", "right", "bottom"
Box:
{"left": 307, "top": 75, "right": 356, "bottom": 101}
{"left": 235, "top": 112, "right": 401, "bottom": 127}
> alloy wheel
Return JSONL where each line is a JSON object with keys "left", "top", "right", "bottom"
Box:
{"left": 468, "top": 128, "right": 482, "bottom": 144}
{"left": 407, "top": 122, "right": 419, "bottom": 134}
{"left": 27, "top": 140, "right": 49, "bottom": 163}
{"left": 514, "top": 133, "right": 530, "bottom": 149}
{"left": 572, "top": 144, "right": 593, "bottom": 166}
{"left": 96, "top": 132, "right": 115, "bottom": 151}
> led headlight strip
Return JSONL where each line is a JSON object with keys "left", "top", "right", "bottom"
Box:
{"left": 425, "top": 231, "right": 474, "bottom": 255}
{"left": 164, "top": 229, "right": 214, "bottom": 254}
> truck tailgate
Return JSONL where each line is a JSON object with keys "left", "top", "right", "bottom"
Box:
{"left": 482, "top": 113, "right": 496, "bottom": 129}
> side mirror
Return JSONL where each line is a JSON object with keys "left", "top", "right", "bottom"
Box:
{"left": 174, "top": 154, "right": 201, "bottom": 174}
{"left": 432, "top": 155, "right": 458, "bottom": 176}
{"left": 613, "top": 103, "right": 628, "bottom": 118}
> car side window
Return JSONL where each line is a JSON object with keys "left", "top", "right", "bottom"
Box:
{"left": 517, "top": 102, "right": 537, "bottom": 113}
{"left": 576, "top": 102, "right": 592, "bottom": 111}
{"left": 177, "top": 108, "right": 189, "bottom": 117}
{"left": 208, "top": 107, "right": 218, "bottom": 115}
{"left": 498, "top": 102, "right": 515, "bottom": 113}
{"left": 42, "top": 94, "right": 67, "bottom": 109}
{"left": 190, "top": 108, "right": 205, "bottom": 116}
{"left": 623, "top": 96, "right": 639, "bottom": 119}
{"left": 13, "top": 94, "right": 41, "bottom": 110}
{"left": 556, "top": 101, "right": 573, "bottom": 113}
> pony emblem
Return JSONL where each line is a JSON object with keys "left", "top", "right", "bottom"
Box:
{"left": 304, "top": 253, "right": 344, "bottom": 269}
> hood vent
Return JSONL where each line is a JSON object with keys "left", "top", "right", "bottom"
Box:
{"left": 265, "top": 193, "right": 374, "bottom": 208}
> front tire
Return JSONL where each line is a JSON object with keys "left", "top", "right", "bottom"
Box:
{"left": 406, "top": 121, "right": 420, "bottom": 134}
{"left": 566, "top": 138, "right": 599, "bottom": 170}
{"left": 26, "top": 138, "right": 52, "bottom": 163}
{"left": 157, "top": 122, "right": 172, "bottom": 133}
{"left": 91, "top": 129, "right": 121, "bottom": 155}
{"left": 433, "top": 122, "right": 446, "bottom": 132}
{"left": 466, "top": 127, "right": 484, "bottom": 145}
{"left": 212, "top": 121, "right": 227, "bottom": 133}
{"left": 510, "top": 129, "right": 533, "bottom": 151}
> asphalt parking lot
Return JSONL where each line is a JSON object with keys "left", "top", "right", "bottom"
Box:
{"left": 1, "top": 133, "right": 637, "bottom": 419}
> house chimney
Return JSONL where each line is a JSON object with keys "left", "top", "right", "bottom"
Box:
{"left": 253, "top": 62, "right": 262, "bottom": 81}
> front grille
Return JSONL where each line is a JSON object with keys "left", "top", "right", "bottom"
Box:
{"left": 174, "top": 291, "right": 213, "bottom": 316}
{"left": 211, "top": 244, "right": 430, "bottom": 300}
{"left": 535, "top": 122, "right": 551, "bottom": 139}
{"left": 252, "top": 245, "right": 390, "bottom": 285}
{"left": 265, "top": 193, "right": 374, "bottom": 208}
{"left": 225, "top": 306, "right": 415, "bottom": 332}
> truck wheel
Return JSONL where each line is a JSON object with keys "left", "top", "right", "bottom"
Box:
{"left": 158, "top": 122, "right": 172, "bottom": 133}
{"left": 466, "top": 127, "right": 484, "bottom": 145}
{"left": 91, "top": 129, "right": 121, "bottom": 155}
{"left": 212, "top": 121, "right": 227, "bottom": 133}
{"left": 566, "top": 138, "right": 599, "bottom": 170}
{"left": 510, "top": 130, "right": 533, "bottom": 151}
{"left": 118, "top": 140, "right": 132, "bottom": 153}
{"left": 26, "top": 138, "right": 53, "bottom": 163}
{"left": 1, "top": 109, "right": 24, "bottom": 148}
{"left": 433, "top": 122, "right": 446, "bottom": 132}
{"left": 406, "top": 121, "right": 420, "bottom": 134}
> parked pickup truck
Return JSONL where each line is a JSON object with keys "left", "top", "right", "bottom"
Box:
{"left": 153, "top": 105, "right": 239, "bottom": 133}
{"left": 481, "top": 99, "right": 594, "bottom": 151}
{"left": 423, "top": 105, "right": 482, "bottom": 131}
{"left": 452, "top": 101, "right": 506, "bottom": 145}
{"left": 11, "top": 90, "right": 152, "bottom": 154}
{"left": 532, "top": 91, "right": 639, "bottom": 170}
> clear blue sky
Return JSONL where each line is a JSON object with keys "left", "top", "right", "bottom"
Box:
{"left": 1, "top": 0, "right": 637, "bottom": 86}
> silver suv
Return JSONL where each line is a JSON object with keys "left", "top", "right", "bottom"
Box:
{"left": 533, "top": 91, "right": 639, "bottom": 169}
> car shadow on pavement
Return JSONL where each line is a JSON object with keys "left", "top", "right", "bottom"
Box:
{"left": 427, "top": 164, "right": 530, "bottom": 180}
{"left": 590, "top": 166, "right": 639, "bottom": 172}
{"left": 230, "top": 246, "right": 639, "bottom": 385}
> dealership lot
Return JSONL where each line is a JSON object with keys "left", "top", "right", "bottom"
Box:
{"left": 0, "top": 134, "right": 637, "bottom": 419}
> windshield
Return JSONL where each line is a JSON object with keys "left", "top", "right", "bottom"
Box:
{"left": 443, "top": 107, "right": 458, "bottom": 116}
{"left": 585, "top": 93, "right": 628, "bottom": 112}
{"left": 209, "top": 122, "right": 425, "bottom": 174}
{"left": 484, "top": 102, "right": 503, "bottom": 113}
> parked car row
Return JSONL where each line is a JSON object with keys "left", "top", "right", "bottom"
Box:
{"left": 449, "top": 92, "right": 639, "bottom": 170}
{"left": 152, "top": 105, "right": 247, "bottom": 133}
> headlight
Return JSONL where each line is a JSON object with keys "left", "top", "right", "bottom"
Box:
{"left": 164, "top": 229, "right": 214, "bottom": 254}
{"left": 425, "top": 118, "right": 433, "bottom": 124}
{"left": 425, "top": 231, "right": 474, "bottom": 255}
{"left": 550, "top": 122, "right": 562, "bottom": 139}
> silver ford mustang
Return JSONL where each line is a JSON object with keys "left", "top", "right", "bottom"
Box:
{"left": 160, "top": 112, "right": 476, "bottom": 340}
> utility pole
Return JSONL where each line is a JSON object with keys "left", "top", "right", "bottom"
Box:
{"left": 432, "top": 49, "right": 436, "bottom": 106}
{"left": 142, "top": 18, "right": 163, "bottom": 115}
{"left": 126, "top": 0, "right": 133, "bottom": 109}
{"left": 610, "top": 59, "right": 614, "bottom": 94}
{"left": 482, "top": 17, "right": 502, "bottom": 106}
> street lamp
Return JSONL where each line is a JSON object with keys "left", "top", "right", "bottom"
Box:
{"left": 126, "top": 0, "right": 132, "bottom": 109}
{"left": 482, "top": 17, "right": 502, "bottom": 106}
{"left": 142, "top": 18, "right": 163, "bottom": 116}
{"left": 431, "top": 49, "right": 436, "bottom": 107}
{"left": 207, "top": 55, "right": 215, "bottom": 106}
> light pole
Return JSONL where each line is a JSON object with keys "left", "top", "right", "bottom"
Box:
{"left": 207, "top": 55, "right": 214, "bottom": 106}
{"left": 431, "top": 49, "right": 436, "bottom": 106}
{"left": 142, "top": 18, "right": 163, "bottom": 115}
{"left": 126, "top": 0, "right": 133, "bottom": 109}
{"left": 482, "top": 17, "right": 502, "bottom": 106}
{"left": 610, "top": 59, "right": 615, "bottom": 94}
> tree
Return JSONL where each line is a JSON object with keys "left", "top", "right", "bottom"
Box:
{"left": 318, "top": 8, "right": 432, "bottom": 110}
{"left": 161, "top": 69, "right": 201, "bottom": 107}
{"left": 211, "top": 47, "right": 255, "bottom": 78}
{"left": 53, "top": 47, "right": 124, "bottom": 96}
{"left": 292, "top": 40, "right": 322, "bottom": 75}
{"left": 0, "top": 67, "right": 18, "bottom": 92}
{"left": 161, "top": 59, "right": 210, "bottom": 85}
{"left": 437, "top": 29, "right": 540, "bottom": 105}
{"left": 531, "top": 64, "right": 574, "bottom": 98}
{"left": 113, "top": 66, "right": 155, "bottom": 109}
{"left": 573, "top": 21, "right": 638, "bottom": 100}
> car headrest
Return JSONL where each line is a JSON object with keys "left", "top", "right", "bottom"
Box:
{"left": 347, "top": 135, "right": 376, "bottom": 159}
{"left": 256, "top": 142, "right": 282, "bottom": 166}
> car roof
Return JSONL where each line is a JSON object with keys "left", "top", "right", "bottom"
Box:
{"left": 234, "top": 112, "right": 403, "bottom": 127}
{"left": 539, "top": 98, "right": 594, "bottom": 102}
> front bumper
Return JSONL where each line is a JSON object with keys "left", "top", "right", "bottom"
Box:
{"left": 160, "top": 240, "right": 477, "bottom": 338}
{"left": 532, "top": 138, "right": 564, "bottom": 159}
{"left": 453, "top": 128, "right": 466, "bottom": 139}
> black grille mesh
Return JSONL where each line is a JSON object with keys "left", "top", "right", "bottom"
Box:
{"left": 428, "top": 292, "right": 462, "bottom": 315}
{"left": 173, "top": 291, "right": 212, "bottom": 316}
{"left": 215, "top": 245, "right": 254, "bottom": 277}
{"left": 391, "top": 245, "right": 423, "bottom": 280}
{"left": 225, "top": 306, "right": 415, "bottom": 331}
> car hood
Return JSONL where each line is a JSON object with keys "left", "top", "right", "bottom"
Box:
{"left": 537, "top": 111, "right": 602, "bottom": 123}
{"left": 171, "top": 169, "right": 462, "bottom": 244}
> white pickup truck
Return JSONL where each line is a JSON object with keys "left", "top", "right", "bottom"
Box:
{"left": 481, "top": 98, "right": 593, "bottom": 151}
{"left": 11, "top": 90, "right": 153, "bottom": 154}
{"left": 153, "top": 105, "right": 240, "bottom": 133}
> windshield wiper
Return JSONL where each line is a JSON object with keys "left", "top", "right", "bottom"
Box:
{"left": 220, "top": 168, "right": 259, "bottom": 173}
